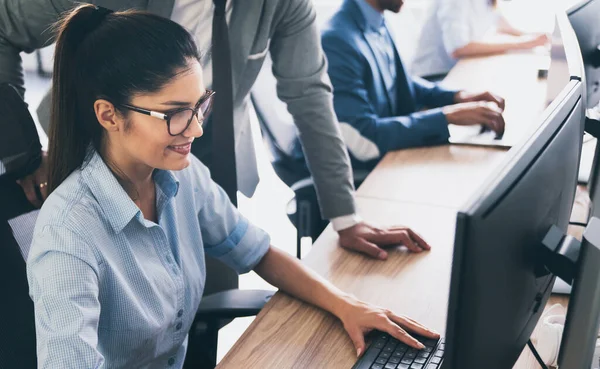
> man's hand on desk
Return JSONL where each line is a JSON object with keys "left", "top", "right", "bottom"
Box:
{"left": 16, "top": 150, "right": 49, "bottom": 208}
{"left": 443, "top": 101, "right": 506, "bottom": 136}
{"left": 338, "top": 222, "right": 431, "bottom": 260}
{"left": 337, "top": 296, "right": 440, "bottom": 357}
{"left": 454, "top": 90, "right": 505, "bottom": 111}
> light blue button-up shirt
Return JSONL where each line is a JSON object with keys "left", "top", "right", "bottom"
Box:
{"left": 355, "top": 0, "right": 399, "bottom": 114}
{"left": 411, "top": 0, "right": 499, "bottom": 77}
{"left": 26, "top": 150, "right": 270, "bottom": 369}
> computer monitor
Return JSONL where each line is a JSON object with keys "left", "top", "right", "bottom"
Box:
{"left": 443, "top": 80, "right": 584, "bottom": 369}
{"left": 442, "top": 13, "right": 586, "bottom": 368}
{"left": 568, "top": 0, "right": 600, "bottom": 108}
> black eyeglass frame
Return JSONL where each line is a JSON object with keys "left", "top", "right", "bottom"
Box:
{"left": 118, "top": 90, "right": 215, "bottom": 136}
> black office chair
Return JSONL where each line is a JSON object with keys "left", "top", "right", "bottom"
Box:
{"left": 0, "top": 83, "right": 272, "bottom": 369}
{"left": 250, "top": 57, "right": 368, "bottom": 257}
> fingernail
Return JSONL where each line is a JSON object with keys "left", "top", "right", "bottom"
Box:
{"left": 357, "top": 348, "right": 362, "bottom": 357}
{"left": 379, "top": 251, "right": 387, "bottom": 259}
{"left": 418, "top": 343, "right": 425, "bottom": 349}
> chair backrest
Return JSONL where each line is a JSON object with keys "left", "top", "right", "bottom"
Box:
{"left": 250, "top": 56, "right": 310, "bottom": 186}
{"left": 250, "top": 56, "right": 305, "bottom": 164}
{"left": 0, "top": 179, "right": 39, "bottom": 369}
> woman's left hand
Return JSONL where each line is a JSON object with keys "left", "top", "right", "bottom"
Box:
{"left": 336, "top": 296, "right": 440, "bottom": 357}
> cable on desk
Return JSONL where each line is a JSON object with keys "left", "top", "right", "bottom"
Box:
{"left": 527, "top": 339, "right": 549, "bottom": 369}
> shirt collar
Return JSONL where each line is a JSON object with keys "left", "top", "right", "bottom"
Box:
{"left": 354, "top": 0, "right": 386, "bottom": 32}
{"left": 81, "top": 150, "right": 179, "bottom": 233}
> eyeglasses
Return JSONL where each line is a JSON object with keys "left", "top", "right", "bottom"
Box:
{"left": 118, "top": 90, "right": 215, "bottom": 136}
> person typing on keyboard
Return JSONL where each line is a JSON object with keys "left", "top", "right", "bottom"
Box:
{"left": 321, "top": 0, "right": 506, "bottom": 173}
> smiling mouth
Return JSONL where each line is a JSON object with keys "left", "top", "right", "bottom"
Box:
{"left": 168, "top": 142, "right": 192, "bottom": 155}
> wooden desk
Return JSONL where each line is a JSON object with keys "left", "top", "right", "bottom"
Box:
{"left": 356, "top": 145, "right": 506, "bottom": 209}
{"left": 217, "top": 199, "right": 458, "bottom": 369}
{"left": 217, "top": 148, "right": 588, "bottom": 369}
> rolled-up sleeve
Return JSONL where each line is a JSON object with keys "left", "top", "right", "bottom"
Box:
{"left": 27, "top": 225, "right": 104, "bottom": 369}
{"left": 195, "top": 161, "right": 270, "bottom": 274}
{"left": 437, "top": 0, "right": 471, "bottom": 56}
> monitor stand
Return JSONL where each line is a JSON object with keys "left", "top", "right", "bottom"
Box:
{"left": 539, "top": 217, "right": 600, "bottom": 368}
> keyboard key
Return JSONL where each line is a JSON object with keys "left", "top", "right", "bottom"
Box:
{"left": 413, "top": 357, "right": 426, "bottom": 364}
{"left": 410, "top": 364, "right": 423, "bottom": 369}
{"left": 374, "top": 341, "right": 386, "bottom": 349}
{"left": 439, "top": 344, "right": 445, "bottom": 350}
{"left": 389, "top": 357, "right": 401, "bottom": 364}
{"left": 375, "top": 357, "right": 387, "bottom": 365}
{"left": 384, "top": 342, "right": 398, "bottom": 352}
{"left": 395, "top": 346, "right": 408, "bottom": 354}
{"left": 423, "top": 347, "right": 433, "bottom": 353}
{"left": 397, "top": 365, "right": 410, "bottom": 369}
{"left": 370, "top": 364, "right": 383, "bottom": 369}
{"left": 434, "top": 350, "right": 444, "bottom": 358}
{"left": 380, "top": 351, "right": 391, "bottom": 359}
{"left": 385, "top": 363, "right": 397, "bottom": 369}
{"left": 426, "top": 365, "right": 438, "bottom": 369}
{"left": 404, "top": 352, "right": 417, "bottom": 359}
{"left": 393, "top": 350, "right": 405, "bottom": 358}
{"left": 431, "top": 357, "right": 441, "bottom": 364}
{"left": 418, "top": 352, "right": 430, "bottom": 359}
{"left": 401, "top": 358, "right": 413, "bottom": 365}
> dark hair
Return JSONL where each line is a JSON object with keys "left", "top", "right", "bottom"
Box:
{"left": 48, "top": 4, "right": 201, "bottom": 193}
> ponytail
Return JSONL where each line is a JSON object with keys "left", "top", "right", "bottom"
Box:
{"left": 47, "top": 5, "right": 113, "bottom": 193}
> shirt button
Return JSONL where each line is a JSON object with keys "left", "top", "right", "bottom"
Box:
{"left": 177, "top": 309, "right": 183, "bottom": 318}
{"left": 168, "top": 357, "right": 175, "bottom": 366}
{"left": 176, "top": 322, "right": 182, "bottom": 330}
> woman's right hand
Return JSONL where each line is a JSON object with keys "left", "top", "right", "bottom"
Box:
{"left": 443, "top": 101, "right": 506, "bottom": 136}
{"left": 335, "top": 296, "right": 440, "bottom": 357}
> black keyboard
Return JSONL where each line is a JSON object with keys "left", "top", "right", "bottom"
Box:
{"left": 351, "top": 331, "right": 445, "bottom": 369}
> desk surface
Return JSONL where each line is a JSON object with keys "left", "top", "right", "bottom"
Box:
{"left": 356, "top": 145, "right": 507, "bottom": 209}
{"left": 217, "top": 143, "right": 588, "bottom": 368}
{"left": 217, "top": 194, "right": 584, "bottom": 369}
{"left": 217, "top": 199, "right": 458, "bottom": 369}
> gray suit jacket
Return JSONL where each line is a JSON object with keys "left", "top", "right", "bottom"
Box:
{"left": 0, "top": 0, "right": 356, "bottom": 220}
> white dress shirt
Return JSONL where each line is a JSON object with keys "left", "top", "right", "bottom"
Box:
{"left": 411, "top": 0, "right": 499, "bottom": 77}
{"left": 171, "top": 0, "right": 233, "bottom": 89}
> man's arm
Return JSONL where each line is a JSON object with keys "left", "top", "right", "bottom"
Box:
{"left": 410, "top": 76, "right": 458, "bottom": 109}
{"left": 322, "top": 31, "right": 450, "bottom": 160}
{"left": 0, "top": 0, "right": 75, "bottom": 97}
{"left": 268, "top": 0, "right": 356, "bottom": 221}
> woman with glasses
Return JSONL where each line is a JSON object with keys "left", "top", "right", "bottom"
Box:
{"left": 27, "top": 4, "right": 438, "bottom": 368}
{"left": 411, "top": 0, "right": 549, "bottom": 81}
